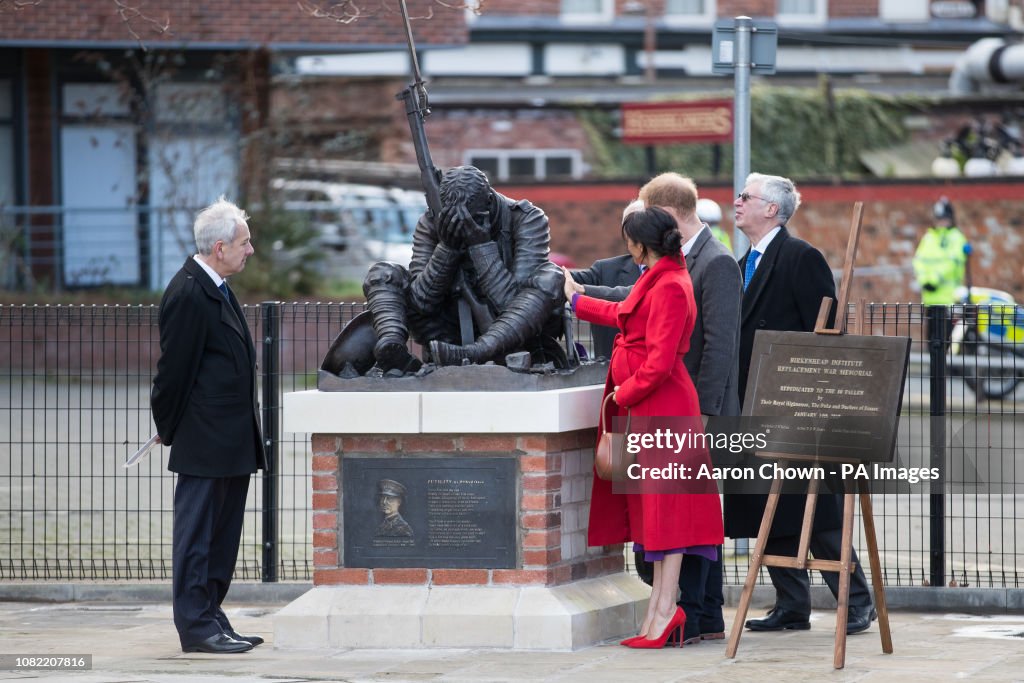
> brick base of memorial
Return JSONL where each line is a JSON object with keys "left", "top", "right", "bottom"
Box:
{"left": 275, "top": 386, "right": 649, "bottom": 650}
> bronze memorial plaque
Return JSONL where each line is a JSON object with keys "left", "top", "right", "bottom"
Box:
{"left": 743, "top": 331, "right": 911, "bottom": 463}
{"left": 342, "top": 457, "right": 517, "bottom": 568}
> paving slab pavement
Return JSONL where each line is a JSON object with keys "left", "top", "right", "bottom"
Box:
{"left": 0, "top": 601, "right": 1022, "bottom": 682}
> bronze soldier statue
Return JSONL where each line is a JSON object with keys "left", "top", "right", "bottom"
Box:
{"left": 360, "top": 165, "right": 565, "bottom": 372}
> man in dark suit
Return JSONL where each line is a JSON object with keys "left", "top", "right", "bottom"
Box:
{"left": 732, "top": 173, "right": 875, "bottom": 636}
{"left": 569, "top": 199, "right": 645, "bottom": 359}
{"left": 567, "top": 175, "right": 742, "bottom": 643}
{"left": 151, "top": 197, "right": 267, "bottom": 654}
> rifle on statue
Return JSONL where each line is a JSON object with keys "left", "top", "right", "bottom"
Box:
{"left": 396, "top": 0, "right": 492, "bottom": 345}
{"left": 396, "top": 0, "right": 442, "bottom": 219}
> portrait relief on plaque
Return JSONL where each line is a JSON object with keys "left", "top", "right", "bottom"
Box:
{"left": 344, "top": 457, "right": 516, "bottom": 568}
{"left": 374, "top": 478, "right": 414, "bottom": 540}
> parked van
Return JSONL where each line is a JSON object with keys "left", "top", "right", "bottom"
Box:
{"left": 272, "top": 179, "right": 426, "bottom": 266}
{"left": 272, "top": 178, "right": 574, "bottom": 271}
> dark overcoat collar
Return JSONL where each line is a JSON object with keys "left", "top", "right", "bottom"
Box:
{"left": 182, "top": 257, "right": 247, "bottom": 342}
{"left": 741, "top": 226, "right": 790, "bottom": 324}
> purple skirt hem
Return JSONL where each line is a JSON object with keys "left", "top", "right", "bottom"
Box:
{"left": 633, "top": 543, "right": 718, "bottom": 563}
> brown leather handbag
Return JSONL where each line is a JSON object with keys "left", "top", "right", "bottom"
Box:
{"left": 594, "top": 392, "right": 633, "bottom": 482}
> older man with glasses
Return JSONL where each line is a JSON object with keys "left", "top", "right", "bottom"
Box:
{"left": 729, "top": 172, "right": 877, "bottom": 637}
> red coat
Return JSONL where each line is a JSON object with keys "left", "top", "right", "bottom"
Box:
{"left": 575, "top": 255, "right": 724, "bottom": 551}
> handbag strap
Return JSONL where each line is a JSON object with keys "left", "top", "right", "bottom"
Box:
{"left": 599, "top": 391, "right": 631, "bottom": 433}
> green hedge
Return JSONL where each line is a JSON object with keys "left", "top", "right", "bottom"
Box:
{"left": 580, "top": 84, "right": 926, "bottom": 180}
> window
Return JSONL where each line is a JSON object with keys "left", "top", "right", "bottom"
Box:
{"left": 154, "top": 83, "right": 226, "bottom": 124}
{"left": 508, "top": 157, "right": 537, "bottom": 180}
{"left": 664, "top": 0, "right": 714, "bottom": 24}
{"left": 561, "top": 0, "right": 613, "bottom": 23}
{"left": 465, "top": 149, "right": 583, "bottom": 182}
{"left": 148, "top": 81, "right": 237, "bottom": 289}
{"left": 778, "top": 0, "right": 826, "bottom": 22}
{"left": 666, "top": 0, "right": 705, "bottom": 16}
{"left": 471, "top": 156, "right": 500, "bottom": 180}
{"left": 545, "top": 156, "right": 575, "bottom": 179}
{"left": 59, "top": 82, "right": 139, "bottom": 287}
{"left": 61, "top": 83, "right": 130, "bottom": 117}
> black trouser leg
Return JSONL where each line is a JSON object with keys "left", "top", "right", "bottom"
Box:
{"left": 764, "top": 535, "right": 812, "bottom": 615}
{"left": 678, "top": 553, "right": 710, "bottom": 640}
{"left": 634, "top": 550, "right": 654, "bottom": 586}
{"left": 765, "top": 531, "right": 872, "bottom": 615}
{"left": 701, "top": 547, "right": 725, "bottom": 634}
{"left": 172, "top": 474, "right": 249, "bottom": 647}
{"left": 809, "top": 528, "right": 873, "bottom": 609}
{"left": 209, "top": 476, "right": 250, "bottom": 633}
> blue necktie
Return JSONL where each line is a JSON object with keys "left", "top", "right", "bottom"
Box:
{"left": 218, "top": 282, "right": 230, "bottom": 301}
{"left": 743, "top": 249, "right": 760, "bottom": 291}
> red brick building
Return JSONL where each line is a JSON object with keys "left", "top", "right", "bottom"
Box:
{"left": 2, "top": 0, "right": 1019, "bottom": 294}
{"left": 0, "top": 0, "right": 465, "bottom": 289}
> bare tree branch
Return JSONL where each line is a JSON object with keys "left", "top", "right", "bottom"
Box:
{"left": 0, "top": 0, "right": 43, "bottom": 11}
{"left": 296, "top": 0, "right": 376, "bottom": 24}
{"left": 298, "top": 0, "right": 486, "bottom": 24}
{"left": 433, "top": 0, "right": 486, "bottom": 15}
{"left": 112, "top": 0, "right": 171, "bottom": 50}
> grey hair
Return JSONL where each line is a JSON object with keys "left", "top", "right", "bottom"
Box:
{"left": 193, "top": 196, "right": 249, "bottom": 255}
{"left": 621, "top": 198, "right": 645, "bottom": 224}
{"left": 747, "top": 172, "right": 801, "bottom": 225}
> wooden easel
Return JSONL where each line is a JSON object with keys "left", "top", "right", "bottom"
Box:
{"left": 725, "top": 202, "right": 894, "bottom": 669}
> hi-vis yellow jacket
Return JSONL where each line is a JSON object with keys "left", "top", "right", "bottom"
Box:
{"left": 912, "top": 225, "right": 969, "bottom": 305}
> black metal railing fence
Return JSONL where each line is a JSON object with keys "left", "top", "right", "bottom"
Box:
{"left": 1, "top": 302, "right": 1021, "bottom": 587}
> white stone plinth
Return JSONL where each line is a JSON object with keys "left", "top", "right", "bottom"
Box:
{"left": 274, "top": 574, "right": 649, "bottom": 651}
{"left": 282, "top": 385, "right": 604, "bottom": 434}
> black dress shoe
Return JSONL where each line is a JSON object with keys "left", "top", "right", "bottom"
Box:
{"left": 846, "top": 606, "right": 878, "bottom": 635}
{"left": 225, "top": 629, "right": 264, "bottom": 647}
{"left": 182, "top": 633, "right": 253, "bottom": 654}
{"left": 745, "top": 607, "right": 811, "bottom": 631}
{"left": 699, "top": 617, "right": 726, "bottom": 641}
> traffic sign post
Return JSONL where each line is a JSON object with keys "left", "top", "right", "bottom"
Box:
{"left": 712, "top": 16, "right": 778, "bottom": 256}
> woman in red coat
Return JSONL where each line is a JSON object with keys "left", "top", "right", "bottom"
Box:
{"left": 565, "top": 207, "right": 724, "bottom": 648}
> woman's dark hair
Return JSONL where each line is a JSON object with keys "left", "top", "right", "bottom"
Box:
{"left": 621, "top": 206, "right": 683, "bottom": 259}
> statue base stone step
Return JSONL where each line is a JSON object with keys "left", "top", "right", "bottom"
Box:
{"left": 274, "top": 574, "right": 648, "bottom": 650}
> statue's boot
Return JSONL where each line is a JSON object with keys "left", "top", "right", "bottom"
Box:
{"left": 363, "top": 264, "right": 421, "bottom": 373}
{"left": 430, "top": 288, "right": 549, "bottom": 366}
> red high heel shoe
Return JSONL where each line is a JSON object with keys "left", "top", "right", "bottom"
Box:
{"left": 627, "top": 607, "right": 686, "bottom": 649}
{"left": 620, "top": 635, "right": 644, "bottom": 646}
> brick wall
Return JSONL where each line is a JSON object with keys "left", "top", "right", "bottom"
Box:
{"left": 310, "top": 431, "right": 624, "bottom": 587}
{"left": 718, "top": 0, "right": 776, "bottom": 17}
{"left": 495, "top": 180, "right": 1024, "bottom": 304}
{"left": 0, "top": 0, "right": 466, "bottom": 47}
{"left": 480, "top": 0, "right": 558, "bottom": 16}
{"left": 271, "top": 77, "right": 409, "bottom": 162}
{"left": 427, "top": 109, "right": 593, "bottom": 170}
{"left": 829, "top": 0, "right": 879, "bottom": 17}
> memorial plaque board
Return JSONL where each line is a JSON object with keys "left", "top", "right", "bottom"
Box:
{"left": 342, "top": 457, "right": 517, "bottom": 569}
{"left": 744, "top": 331, "right": 911, "bottom": 463}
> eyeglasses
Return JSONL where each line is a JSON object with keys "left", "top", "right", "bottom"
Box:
{"left": 737, "top": 192, "right": 772, "bottom": 204}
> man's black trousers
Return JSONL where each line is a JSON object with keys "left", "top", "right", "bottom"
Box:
{"left": 172, "top": 474, "right": 250, "bottom": 647}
